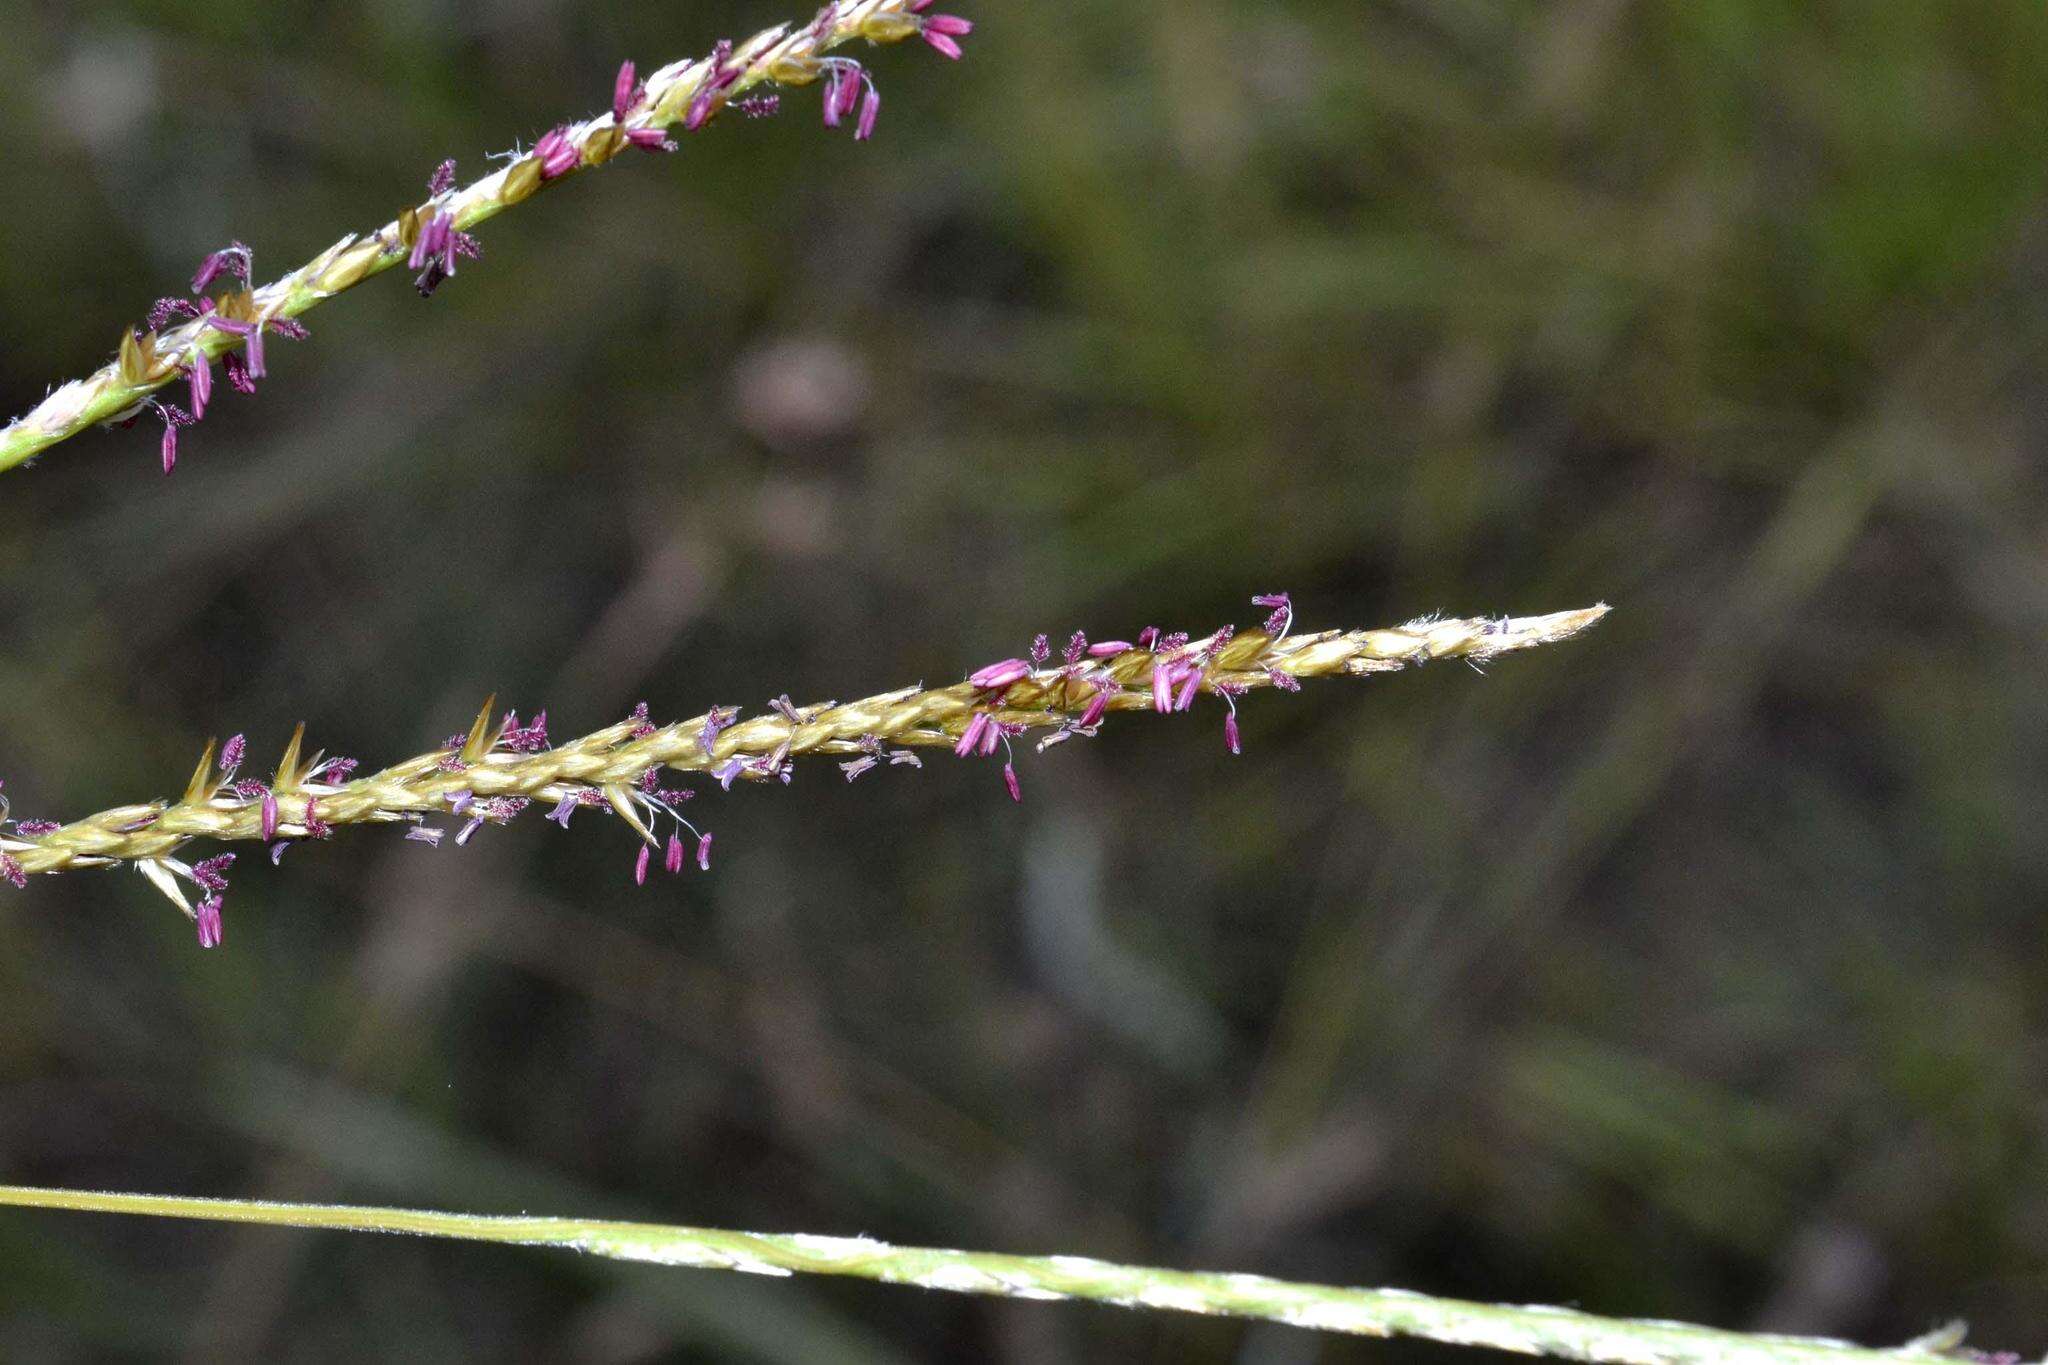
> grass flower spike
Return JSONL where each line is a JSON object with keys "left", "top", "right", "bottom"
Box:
{"left": 0, "top": 0, "right": 975, "bottom": 478}
{"left": 0, "top": 600, "right": 1606, "bottom": 946}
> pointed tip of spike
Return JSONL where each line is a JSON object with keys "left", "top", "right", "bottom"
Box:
{"left": 460, "top": 694, "right": 498, "bottom": 765}
{"left": 181, "top": 739, "right": 218, "bottom": 806}
{"left": 1565, "top": 603, "right": 1611, "bottom": 630}
{"left": 274, "top": 723, "right": 308, "bottom": 789}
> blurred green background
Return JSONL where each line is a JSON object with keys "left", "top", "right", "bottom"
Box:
{"left": 3, "top": 0, "right": 2046, "bottom": 1359}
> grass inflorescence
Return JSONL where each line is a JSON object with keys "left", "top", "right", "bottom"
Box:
{"left": 0, "top": 599, "right": 1607, "bottom": 947}
{"left": 0, "top": 0, "right": 973, "bottom": 478}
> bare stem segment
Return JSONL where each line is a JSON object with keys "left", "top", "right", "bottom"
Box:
{"left": 0, "top": 0, "right": 942, "bottom": 477}
{"left": 2, "top": 606, "right": 1609, "bottom": 886}
{"left": 0, "top": 1183, "right": 1979, "bottom": 1365}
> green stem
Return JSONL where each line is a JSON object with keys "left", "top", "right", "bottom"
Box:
{"left": 0, "top": 1184, "right": 1970, "bottom": 1363}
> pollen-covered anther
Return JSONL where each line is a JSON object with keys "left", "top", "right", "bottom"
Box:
{"left": 625, "top": 125, "right": 680, "bottom": 152}
{"left": 982, "top": 718, "right": 1012, "bottom": 758}
{"left": 407, "top": 214, "right": 448, "bottom": 273}
{"left": 1215, "top": 679, "right": 1249, "bottom": 754}
{"left": 821, "top": 61, "right": 861, "bottom": 128}
{"left": 533, "top": 127, "right": 582, "bottom": 180}
{"left": 855, "top": 82, "right": 881, "bottom": 140}
{"left": 916, "top": 11, "right": 973, "bottom": 59}
{"left": 191, "top": 300, "right": 304, "bottom": 396}
{"left": 185, "top": 348, "right": 213, "bottom": 420}
{"left": 1079, "top": 679, "right": 1117, "bottom": 729}
{"left": 684, "top": 39, "right": 740, "bottom": 131}
{"left": 815, "top": 53, "right": 883, "bottom": 140}
{"left": 1150, "top": 661, "right": 1175, "bottom": 714}
{"left": 700, "top": 705, "right": 739, "bottom": 754}
{"left": 154, "top": 401, "right": 196, "bottom": 475}
{"left": 1254, "top": 591, "right": 1293, "bottom": 637}
{"left": 610, "top": 59, "right": 683, "bottom": 149}
{"left": 954, "top": 711, "right": 992, "bottom": 758}
{"left": 195, "top": 895, "right": 224, "bottom": 949}
{"left": 190, "top": 242, "right": 253, "bottom": 294}
{"left": 614, "top": 61, "right": 643, "bottom": 121}
{"left": 408, "top": 160, "right": 483, "bottom": 298}
{"left": 969, "top": 658, "right": 1032, "bottom": 695}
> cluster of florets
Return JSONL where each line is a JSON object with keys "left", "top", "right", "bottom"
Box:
{"left": 406, "top": 703, "right": 717, "bottom": 888}
{"left": 180, "top": 731, "right": 358, "bottom": 945}
{"left": 0, "top": 724, "right": 359, "bottom": 950}
{"left": 810, "top": 1, "right": 972, "bottom": 140}
{"left": 130, "top": 243, "right": 309, "bottom": 473}
{"left": 0, "top": 591, "right": 1301, "bottom": 954}
{"left": 838, "top": 735, "right": 924, "bottom": 783}
{"left": 97, "top": 2, "right": 975, "bottom": 474}
{"left": 0, "top": 595, "right": 1611, "bottom": 959}
{"left": 531, "top": 1, "right": 976, "bottom": 181}
{"left": 950, "top": 592, "right": 1298, "bottom": 799}
{"left": 523, "top": 57, "right": 685, "bottom": 193}
{"left": 627, "top": 762, "right": 715, "bottom": 884}
{"left": 405, "top": 160, "right": 484, "bottom": 298}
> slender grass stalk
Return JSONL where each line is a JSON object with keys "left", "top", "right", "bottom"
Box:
{"left": 0, "top": 602, "right": 1606, "bottom": 943}
{"left": 0, "top": 1183, "right": 1985, "bottom": 1364}
{"left": 0, "top": 0, "right": 966, "bottom": 478}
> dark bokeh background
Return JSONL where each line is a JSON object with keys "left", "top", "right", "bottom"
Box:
{"left": 2, "top": 1, "right": 2046, "bottom": 1359}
